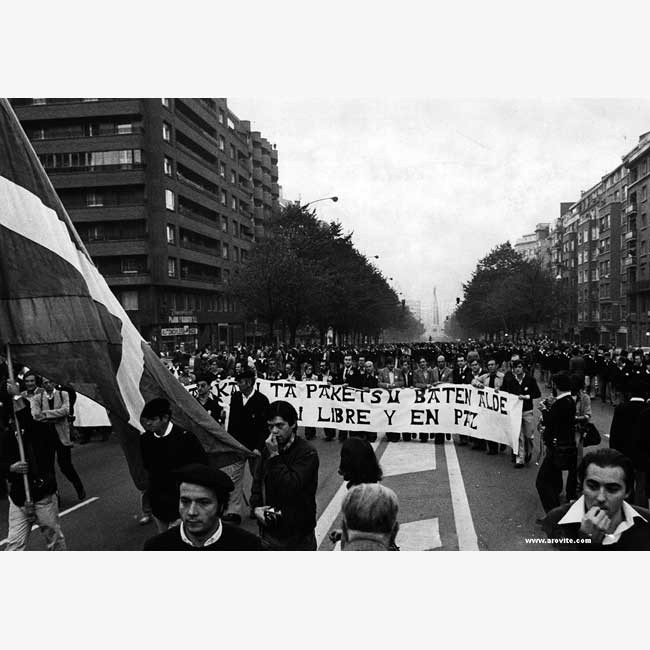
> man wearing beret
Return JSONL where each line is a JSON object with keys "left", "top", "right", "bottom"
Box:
{"left": 143, "top": 464, "right": 261, "bottom": 550}
{"left": 140, "top": 398, "right": 208, "bottom": 532}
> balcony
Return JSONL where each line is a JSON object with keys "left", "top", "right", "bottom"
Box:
{"left": 270, "top": 148, "right": 278, "bottom": 163}
{"left": 252, "top": 167, "right": 262, "bottom": 182}
{"left": 625, "top": 231, "right": 637, "bottom": 242}
{"left": 627, "top": 203, "right": 638, "bottom": 214}
{"left": 624, "top": 255, "right": 637, "bottom": 268}
{"left": 254, "top": 186, "right": 263, "bottom": 201}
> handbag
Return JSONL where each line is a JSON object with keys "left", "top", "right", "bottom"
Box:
{"left": 583, "top": 422, "right": 601, "bottom": 447}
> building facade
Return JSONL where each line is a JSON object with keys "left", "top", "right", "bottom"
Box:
{"left": 11, "top": 98, "right": 280, "bottom": 353}
{"left": 623, "top": 131, "right": 650, "bottom": 347}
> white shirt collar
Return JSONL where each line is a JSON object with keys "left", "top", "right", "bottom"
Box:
{"left": 630, "top": 397, "right": 645, "bottom": 402}
{"left": 558, "top": 496, "right": 647, "bottom": 545}
{"left": 555, "top": 391, "right": 572, "bottom": 401}
{"left": 179, "top": 520, "right": 223, "bottom": 547}
{"left": 241, "top": 389, "right": 254, "bottom": 406}
{"left": 154, "top": 420, "right": 174, "bottom": 439}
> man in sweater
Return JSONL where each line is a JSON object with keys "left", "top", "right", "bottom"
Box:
{"left": 221, "top": 368, "right": 270, "bottom": 525}
{"left": 139, "top": 398, "right": 208, "bottom": 532}
{"left": 143, "top": 463, "right": 260, "bottom": 550}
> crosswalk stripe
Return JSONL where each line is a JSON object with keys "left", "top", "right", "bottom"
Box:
{"left": 444, "top": 441, "right": 479, "bottom": 551}
{"left": 380, "top": 441, "right": 436, "bottom": 476}
{"left": 396, "top": 518, "right": 441, "bottom": 551}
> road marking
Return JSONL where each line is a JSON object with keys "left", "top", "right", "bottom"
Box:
{"left": 396, "top": 518, "right": 441, "bottom": 551}
{"left": 315, "top": 441, "right": 379, "bottom": 548}
{"left": 0, "top": 497, "right": 98, "bottom": 547}
{"left": 380, "top": 441, "right": 436, "bottom": 476}
{"left": 444, "top": 441, "right": 479, "bottom": 551}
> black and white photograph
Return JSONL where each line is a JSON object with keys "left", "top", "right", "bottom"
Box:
{"left": 1, "top": 2, "right": 649, "bottom": 647}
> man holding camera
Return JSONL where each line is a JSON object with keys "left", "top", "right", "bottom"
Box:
{"left": 251, "top": 401, "right": 319, "bottom": 550}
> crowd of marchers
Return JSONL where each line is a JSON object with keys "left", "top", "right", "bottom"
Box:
{"left": 2, "top": 336, "right": 650, "bottom": 551}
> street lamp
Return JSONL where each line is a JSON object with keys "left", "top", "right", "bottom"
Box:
{"left": 302, "top": 196, "right": 338, "bottom": 209}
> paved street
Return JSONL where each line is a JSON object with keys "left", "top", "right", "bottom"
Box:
{"left": 0, "top": 379, "right": 616, "bottom": 551}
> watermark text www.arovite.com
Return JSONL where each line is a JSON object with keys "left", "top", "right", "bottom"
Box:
{"left": 525, "top": 538, "right": 591, "bottom": 544}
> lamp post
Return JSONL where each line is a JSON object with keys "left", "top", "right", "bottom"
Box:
{"left": 302, "top": 196, "right": 338, "bottom": 209}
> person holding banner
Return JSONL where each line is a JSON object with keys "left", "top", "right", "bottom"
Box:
{"left": 358, "top": 361, "right": 379, "bottom": 443}
{"left": 453, "top": 354, "right": 473, "bottom": 446}
{"left": 333, "top": 353, "right": 362, "bottom": 443}
{"left": 1, "top": 378, "right": 66, "bottom": 550}
{"left": 379, "top": 356, "right": 404, "bottom": 443}
{"left": 502, "top": 360, "right": 541, "bottom": 467}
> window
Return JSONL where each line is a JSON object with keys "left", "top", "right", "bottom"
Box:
{"left": 120, "top": 290, "right": 139, "bottom": 311}
{"left": 232, "top": 220, "right": 238, "bottom": 236}
{"left": 164, "top": 156, "right": 173, "bottom": 176}
{"left": 121, "top": 257, "right": 142, "bottom": 274}
{"left": 231, "top": 196, "right": 237, "bottom": 210}
{"left": 161, "top": 98, "right": 169, "bottom": 107}
{"left": 218, "top": 110, "right": 225, "bottom": 125}
{"left": 165, "top": 189, "right": 175, "bottom": 210}
{"left": 219, "top": 135, "right": 225, "bottom": 151}
{"left": 229, "top": 145, "right": 236, "bottom": 160}
{"left": 116, "top": 123, "right": 132, "bottom": 135}
{"left": 86, "top": 191, "right": 103, "bottom": 207}
{"left": 166, "top": 224, "right": 176, "bottom": 245}
{"left": 230, "top": 170, "right": 236, "bottom": 184}
{"left": 643, "top": 185, "right": 647, "bottom": 201}
{"left": 162, "top": 122, "right": 171, "bottom": 141}
{"left": 168, "top": 258, "right": 177, "bottom": 278}
{"left": 234, "top": 247, "right": 239, "bottom": 262}
{"left": 222, "top": 243, "right": 229, "bottom": 259}
{"left": 227, "top": 116, "right": 235, "bottom": 130}
{"left": 220, "top": 190, "right": 227, "bottom": 206}
{"left": 219, "top": 162, "right": 226, "bottom": 178}
{"left": 221, "top": 216, "right": 228, "bottom": 232}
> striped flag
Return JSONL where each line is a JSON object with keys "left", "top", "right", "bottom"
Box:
{"left": 0, "top": 99, "right": 251, "bottom": 486}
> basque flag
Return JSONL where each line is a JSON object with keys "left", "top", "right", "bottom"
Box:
{"left": 0, "top": 99, "right": 251, "bottom": 486}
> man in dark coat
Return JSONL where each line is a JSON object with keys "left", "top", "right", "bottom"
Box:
{"left": 610, "top": 380, "right": 649, "bottom": 507}
{"left": 221, "top": 368, "right": 270, "bottom": 525}
{"left": 1, "top": 376, "right": 66, "bottom": 550}
{"left": 333, "top": 352, "right": 362, "bottom": 442}
{"left": 140, "top": 398, "right": 208, "bottom": 532}
{"left": 357, "top": 360, "right": 379, "bottom": 443}
{"left": 144, "top": 463, "right": 260, "bottom": 551}
{"left": 251, "top": 401, "right": 319, "bottom": 550}
{"left": 535, "top": 372, "right": 576, "bottom": 513}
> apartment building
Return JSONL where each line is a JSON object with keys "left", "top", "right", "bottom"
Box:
{"left": 11, "top": 98, "right": 280, "bottom": 352}
{"left": 622, "top": 131, "right": 650, "bottom": 347}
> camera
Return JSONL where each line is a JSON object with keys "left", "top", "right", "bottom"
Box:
{"left": 264, "top": 507, "right": 283, "bottom": 527}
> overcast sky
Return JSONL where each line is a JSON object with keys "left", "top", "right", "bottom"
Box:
{"left": 228, "top": 98, "right": 650, "bottom": 320}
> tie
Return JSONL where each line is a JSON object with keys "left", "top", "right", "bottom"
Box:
{"left": 489, "top": 374, "right": 495, "bottom": 388}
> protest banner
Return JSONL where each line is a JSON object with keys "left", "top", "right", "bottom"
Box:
{"left": 213, "top": 379, "right": 523, "bottom": 452}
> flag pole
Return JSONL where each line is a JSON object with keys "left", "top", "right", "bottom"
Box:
{"left": 5, "top": 343, "right": 35, "bottom": 520}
